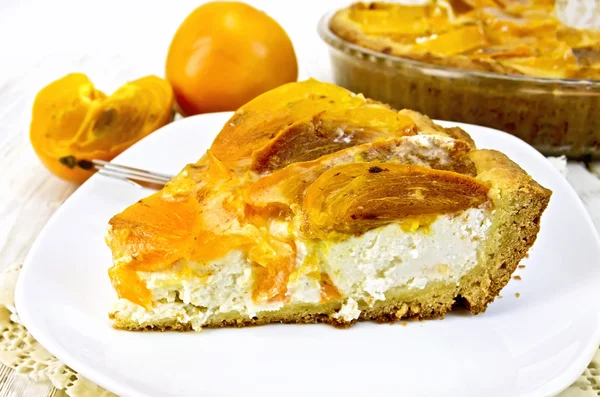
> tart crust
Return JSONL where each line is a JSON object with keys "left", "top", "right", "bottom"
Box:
{"left": 110, "top": 148, "right": 550, "bottom": 331}
{"left": 107, "top": 79, "right": 551, "bottom": 331}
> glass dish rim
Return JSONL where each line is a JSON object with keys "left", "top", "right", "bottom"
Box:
{"left": 317, "top": 9, "right": 600, "bottom": 89}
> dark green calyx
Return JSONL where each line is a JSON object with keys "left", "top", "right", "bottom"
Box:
{"left": 59, "top": 155, "right": 76, "bottom": 169}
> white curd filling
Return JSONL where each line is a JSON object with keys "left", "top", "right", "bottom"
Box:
{"left": 112, "top": 208, "right": 491, "bottom": 329}
{"left": 324, "top": 208, "right": 490, "bottom": 304}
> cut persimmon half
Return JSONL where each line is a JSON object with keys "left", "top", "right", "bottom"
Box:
{"left": 30, "top": 73, "right": 174, "bottom": 184}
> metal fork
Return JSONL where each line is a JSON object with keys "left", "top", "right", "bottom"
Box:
{"left": 92, "top": 159, "right": 174, "bottom": 190}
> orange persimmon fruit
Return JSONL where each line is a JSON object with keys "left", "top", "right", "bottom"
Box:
{"left": 303, "top": 163, "right": 490, "bottom": 237}
{"left": 165, "top": 1, "right": 298, "bottom": 116}
{"left": 30, "top": 73, "right": 174, "bottom": 184}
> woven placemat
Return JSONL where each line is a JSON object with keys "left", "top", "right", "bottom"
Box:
{"left": 0, "top": 262, "right": 598, "bottom": 396}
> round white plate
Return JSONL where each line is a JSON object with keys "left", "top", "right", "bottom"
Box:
{"left": 15, "top": 112, "right": 600, "bottom": 397}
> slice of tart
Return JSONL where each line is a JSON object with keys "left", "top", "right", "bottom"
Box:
{"left": 106, "top": 79, "right": 551, "bottom": 331}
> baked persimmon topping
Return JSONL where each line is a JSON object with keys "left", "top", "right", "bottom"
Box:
{"left": 339, "top": 0, "right": 600, "bottom": 79}
{"left": 250, "top": 107, "right": 417, "bottom": 173}
{"left": 107, "top": 80, "right": 491, "bottom": 307}
{"left": 210, "top": 79, "right": 366, "bottom": 166}
{"left": 245, "top": 135, "right": 476, "bottom": 212}
{"left": 303, "top": 163, "right": 489, "bottom": 239}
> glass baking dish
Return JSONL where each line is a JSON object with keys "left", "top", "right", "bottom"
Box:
{"left": 317, "top": 10, "right": 600, "bottom": 159}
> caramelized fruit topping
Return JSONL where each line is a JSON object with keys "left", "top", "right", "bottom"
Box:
{"left": 249, "top": 237, "right": 297, "bottom": 302}
{"left": 109, "top": 266, "right": 153, "bottom": 309}
{"left": 250, "top": 108, "right": 416, "bottom": 173}
{"left": 340, "top": 1, "right": 600, "bottom": 79}
{"left": 210, "top": 79, "right": 365, "bottom": 166}
{"left": 246, "top": 136, "right": 475, "bottom": 211}
{"left": 108, "top": 192, "right": 203, "bottom": 272}
{"left": 303, "top": 163, "right": 489, "bottom": 237}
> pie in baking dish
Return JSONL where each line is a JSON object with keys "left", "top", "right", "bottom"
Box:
{"left": 106, "top": 79, "right": 551, "bottom": 331}
{"left": 329, "top": 0, "right": 600, "bottom": 79}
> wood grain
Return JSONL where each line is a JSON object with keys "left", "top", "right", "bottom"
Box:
{"left": 0, "top": 133, "right": 75, "bottom": 396}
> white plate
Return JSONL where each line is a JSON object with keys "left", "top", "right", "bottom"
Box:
{"left": 15, "top": 112, "right": 600, "bottom": 397}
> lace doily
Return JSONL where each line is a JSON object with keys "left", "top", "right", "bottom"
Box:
{"left": 0, "top": 263, "right": 116, "bottom": 397}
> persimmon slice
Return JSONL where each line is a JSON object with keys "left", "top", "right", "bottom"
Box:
{"left": 107, "top": 192, "right": 202, "bottom": 272}
{"left": 303, "top": 163, "right": 489, "bottom": 237}
{"left": 209, "top": 79, "right": 365, "bottom": 166}
{"left": 109, "top": 266, "right": 153, "bottom": 309}
{"left": 248, "top": 236, "right": 296, "bottom": 302}
{"left": 246, "top": 136, "right": 474, "bottom": 210}
{"left": 349, "top": 3, "right": 452, "bottom": 37}
{"left": 250, "top": 107, "right": 415, "bottom": 173}
{"left": 107, "top": 191, "right": 203, "bottom": 308}
{"left": 71, "top": 76, "right": 174, "bottom": 154}
{"left": 414, "top": 25, "right": 487, "bottom": 55}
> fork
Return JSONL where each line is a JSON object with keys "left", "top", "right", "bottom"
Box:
{"left": 92, "top": 159, "right": 174, "bottom": 190}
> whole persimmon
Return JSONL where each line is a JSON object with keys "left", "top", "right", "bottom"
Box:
{"left": 166, "top": 1, "right": 298, "bottom": 115}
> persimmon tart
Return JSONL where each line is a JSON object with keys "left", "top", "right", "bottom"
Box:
{"left": 106, "top": 79, "right": 551, "bottom": 331}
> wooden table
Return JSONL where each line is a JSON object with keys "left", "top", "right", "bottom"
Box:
{"left": 1, "top": 0, "right": 599, "bottom": 395}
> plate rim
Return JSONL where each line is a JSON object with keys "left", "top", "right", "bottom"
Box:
{"left": 15, "top": 112, "right": 600, "bottom": 397}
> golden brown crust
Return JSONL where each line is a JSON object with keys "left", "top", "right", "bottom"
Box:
{"left": 442, "top": 126, "right": 476, "bottom": 148}
{"left": 458, "top": 149, "right": 551, "bottom": 312}
{"left": 399, "top": 109, "right": 476, "bottom": 149}
{"left": 113, "top": 310, "right": 444, "bottom": 332}
{"left": 111, "top": 296, "right": 454, "bottom": 331}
